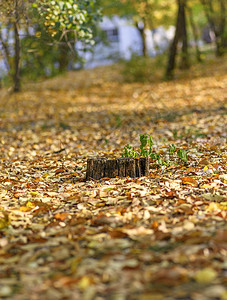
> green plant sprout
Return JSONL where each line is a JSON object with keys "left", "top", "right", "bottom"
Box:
{"left": 122, "top": 144, "right": 137, "bottom": 158}
{"left": 169, "top": 144, "right": 176, "bottom": 155}
{"left": 139, "top": 134, "right": 153, "bottom": 157}
{"left": 177, "top": 149, "right": 188, "bottom": 163}
{"left": 122, "top": 134, "right": 188, "bottom": 166}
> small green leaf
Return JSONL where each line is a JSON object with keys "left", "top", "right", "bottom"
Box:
{"left": 169, "top": 144, "right": 176, "bottom": 155}
{"left": 140, "top": 134, "right": 148, "bottom": 149}
{"left": 177, "top": 149, "right": 188, "bottom": 162}
{"left": 148, "top": 136, "right": 153, "bottom": 148}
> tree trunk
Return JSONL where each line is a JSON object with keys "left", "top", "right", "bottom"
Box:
{"left": 200, "top": 0, "right": 226, "bottom": 56}
{"left": 219, "top": 0, "right": 226, "bottom": 54}
{"left": 165, "top": 0, "right": 183, "bottom": 79}
{"left": 14, "top": 0, "right": 21, "bottom": 92}
{"left": 136, "top": 21, "right": 149, "bottom": 57}
{"left": 210, "top": 0, "right": 225, "bottom": 56}
{"left": 180, "top": 0, "right": 190, "bottom": 69}
{"left": 86, "top": 158, "right": 149, "bottom": 181}
{"left": 188, "top": 6, "right": 202, "bottom": 63}
{"left": 58, "top": 41, "right": 69, "bottom": 72}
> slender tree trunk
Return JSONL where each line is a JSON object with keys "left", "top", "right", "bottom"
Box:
{"left": 219, "top": 0, "right": 226, "bottom": 52}
{"left": 142, "top": 29, "right": 148, "bottom": 57}
{"left": 14, "top": 0, "right": 21, "bottom": 92}
{"left": 207, "top": 0, "right": 222, "bottom": 56}
{"left": 166, "top": 0, "right": 190, "bottom": 78}
{"left": 188, "top": 6, "right": 202, "bottom": 62}
{"left": 165, "top": 0, "right": 183, "bottom": 79}
{"left": 180, "top": 0, "right": 190, "bottom": 69}
{"left": 58, "top": 41, "right": 70, "bottom": 72}
{"left": 200, "top": 0, "right": 225, "bottom": 56}
{"left": 136, "top": 21, "right": 149, "bottom": 57}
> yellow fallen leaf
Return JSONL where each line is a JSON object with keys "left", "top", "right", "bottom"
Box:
{"left": 221, "top": 291, "right": 227, "bottom": 300}
{"left": 95, "top": 202, "right": 106, "bottom": 208}
{"left": 203, "top": 166, "right": 209, "bottom": 171}
{"left": 78, "top": 276, "right": 91, "bottom": 290}
{"left": 26, "top": 201, "right": 37, "bottom": 209}
{"left": 139, "top": 294, "right": 164, "bottom": 300}
{"left": 201, "top": 184, "right": 212, "bottom": 189}
{"left": 42, "top": 173, "right": 50, "bottom": 178}
{"left": 194, "top": 268, "right": 217, "bottom": 283}
{"left": 219, "top": 202, "right": 227, "bottom": 211}
{"left": 207, "top": 202, "right": 221, "bottom": 212}
{"left": 30, "top": 191, "right": 39, "bottom": 197}
{"left": 186, "top": 167, "right": 196, "bottom": 173}
{"left": 0, "top": 212, "right": 10, "bottom": 229}
{"left": 19, "top": 206, "right": 32, "bottom": 212}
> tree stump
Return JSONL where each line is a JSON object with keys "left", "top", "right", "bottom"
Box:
{"left": 86, "top": 157, "right": 149, "bottom": 180}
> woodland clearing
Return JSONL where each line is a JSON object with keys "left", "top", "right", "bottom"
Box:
{"left": 0, "top": 57, "right": 226, "bottom": 300}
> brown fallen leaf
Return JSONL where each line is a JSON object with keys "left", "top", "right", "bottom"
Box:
{"left": 108, "top": 229, "right": 128, "bottom": 238}
{"left": 181, "top": 177, "right": 198, "bottom": 186}
{"left": 54, "top": 212, "right": 69, "bottom": 221}
{"left": 55, "top": 168, "right": 66, "bottom": 174}
{"left": 199, "top": 158, "right": 210, "bottom": 166}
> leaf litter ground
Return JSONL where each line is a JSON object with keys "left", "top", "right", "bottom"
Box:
{"left": 0, "top": 58, "right": 226, "bottom": 300}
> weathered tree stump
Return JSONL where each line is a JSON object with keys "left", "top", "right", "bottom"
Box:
{"left": 86, "top": 157, "right": 149, "bottom": 180}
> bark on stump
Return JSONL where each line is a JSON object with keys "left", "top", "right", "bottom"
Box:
{"left": 86, "top": 158, "right": 149, "bottom": 180}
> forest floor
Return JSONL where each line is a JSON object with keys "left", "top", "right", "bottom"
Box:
{"left": 0, "top": 56, "right": 226, "bottom": 300}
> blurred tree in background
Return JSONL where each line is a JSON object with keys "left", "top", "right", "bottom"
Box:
{"left": 165, "top": 0, "right": 189, "bottom": 79}
{"left": 0, "top": 0, "right": 32, "bottom": 92}
{"left": 200, "top": 0, "right": 226, "bottom": 56}
{"left": 0, "top": 0, "right": 100, "bottom": 92}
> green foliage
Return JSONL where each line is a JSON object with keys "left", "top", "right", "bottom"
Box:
{"left": 0, "top": 0, "right": 101, "bottom": 88}
{"left": 122, "top": 144, "right": 137, "bottom": 158}
{"left": 20, "top": 21, "right": 84, "bottom": 80}
{"left": 140, "top": 134, "right": 153, "bottom": 157}
{"left": 122, "top": 134, "right": 188, "bottom": 166}
{"left": 34, "top": 0, "right": 101, "bottom": 44}
{"left": 20, "top": 34, "right": 60, "bottom": 80}
{"left": 150, "top": 153, "right": 167, "bottom": 166}
{"left": 168, "top": 144, "right": 176, "bottom": 155}
{"left": 177, "top": 149, "right": 188, "bottom": 163}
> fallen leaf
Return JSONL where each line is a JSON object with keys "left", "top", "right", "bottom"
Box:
{"left": 194, "top": 267, "right": 218, "bottom": 283}
{"left": 181, "top": 177, "right": 198, "bottom": 186}
{"left": 0, "top": 212, "right": 10, "bottom": 229}
{"left": 54, "top": 212, "right": 69, "bottom": 221}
